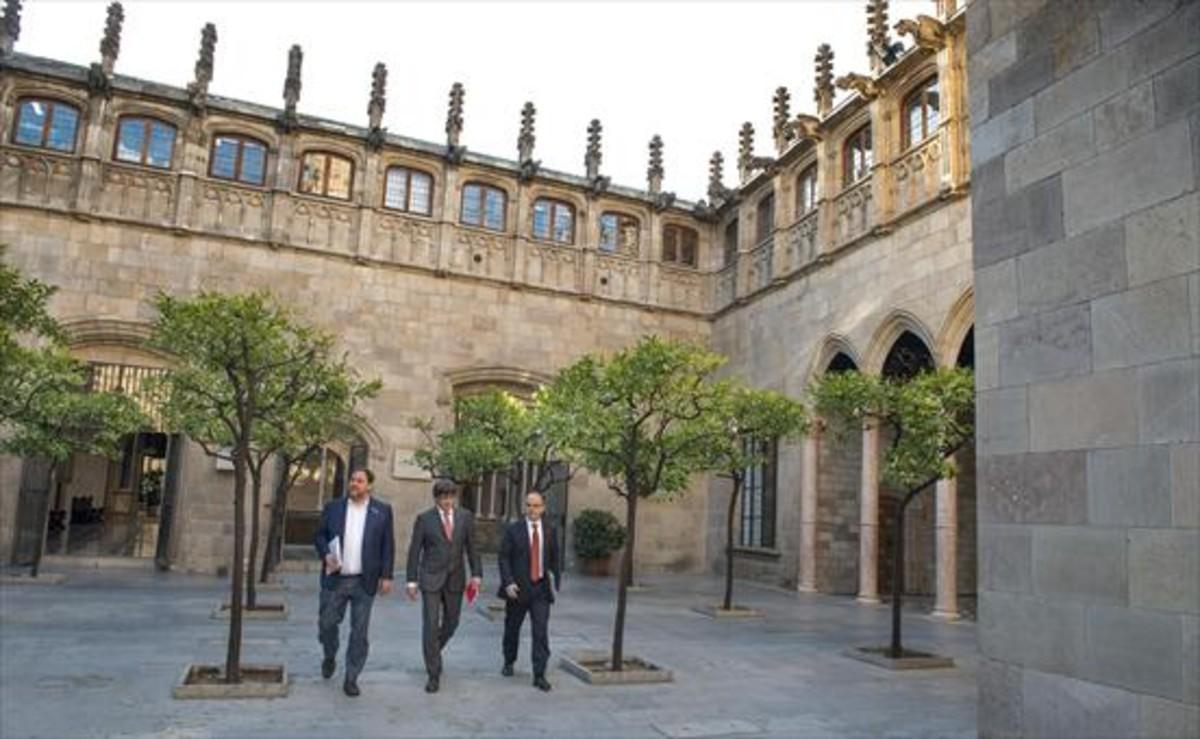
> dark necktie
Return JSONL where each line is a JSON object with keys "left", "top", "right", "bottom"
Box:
{"left": 530, "top": 522, "right": 541, "bottom": 582}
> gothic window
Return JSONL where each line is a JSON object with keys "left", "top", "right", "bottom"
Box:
{"left": 461, "top": 182, "right": 506, "bottom": 231}
{"left": 297, "top": 151, "right": 353, "bottom": 199}
{"left": 209, "top": 134, "right": 267, "bottom": 186}
{"left": 756, "top": 193, "right": 775, "bottom": 243}
{"left": 115, "top": 116, "right": 176, "bottom": 169}
{"left": 12, "top": 98, "right": 80, "bottom": 153}
{"left": 599, "top": 212, "right": 639, "bottom": 255}
{"left": 532, "top": 197, "right": 575, "bottom": 244}
{"left": 383, "top": 166, "right": 434, "bottom": 215}
{"left": 796, "top": 164, "right": 818, "bottom": 215}
{"left": 903, "top": 76, "right": 941, "bottom": 149}
{"left": 738, "top": 438, "right": 777, "bottom": 549}
{"left": 843, "top": 124, "right": 873, "bottom": 186}
{"left": 663, "top": 224, "right": 699, "bottom": 267}
{"left": 724, "top": 219, "right": 739, "bottom": 267}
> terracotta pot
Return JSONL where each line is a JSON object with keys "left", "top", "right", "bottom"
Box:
{"left": 579, "top": 555, "right": 612, "bottom": 577}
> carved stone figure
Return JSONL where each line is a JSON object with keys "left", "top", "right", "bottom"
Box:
{"left": 836, "top": 72, "right": 880, "bottom": 100}
{"left": 895, "top": 15, "right": 947, "bottom": 51}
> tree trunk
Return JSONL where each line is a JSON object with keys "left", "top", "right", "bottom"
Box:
{"left": 611, "top": 488, "right": 639, "bottom": 672}
{"left": 889, "top": 480, "right": 936, "bottom": 658}
{"left": 723, "top": 476, "right": 742, "bottom": 611}
{"left": 245, "top": 464, "right": 263, "bottom": 609}
{"left": 29, "top": 461, "right": 56, "bottom": 579}
{"left": 259, "top": 463, "right": 291, "bottom": 584}
{"left": 226, "top": 450, "right": 247, "bottom": 684}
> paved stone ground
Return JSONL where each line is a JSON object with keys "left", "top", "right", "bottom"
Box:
{"left": 0, "top": 564, "right": 977, "bottom": 738}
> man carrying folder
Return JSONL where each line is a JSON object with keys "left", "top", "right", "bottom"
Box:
{"left": 314, "top": 468, "right": 395, "bottom": 697}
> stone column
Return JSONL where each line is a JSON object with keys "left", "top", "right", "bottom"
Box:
{"left": 798, "top": 425, "right": 820, "bottom": 592}
{"left": 857, "top": 418, "right": 880, "bottom": 603}
{"left": 932, "top": 476, "right": 959, "bottom": 619}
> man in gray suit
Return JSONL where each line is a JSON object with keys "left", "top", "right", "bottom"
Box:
{"left": 405, "top": 478, "right": 482, "bottom": 693}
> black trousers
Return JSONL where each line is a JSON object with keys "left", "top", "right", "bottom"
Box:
{"left": 318, "top": 575, "right": 374, "bottom": 681}
{"left": 503, "top": 579, "right": 552, "bottom": 678}
{"left": 421, "top": 587, "right": 464, "bottom": 677}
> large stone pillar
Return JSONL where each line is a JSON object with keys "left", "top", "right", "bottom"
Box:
{"left": 857, "top": 418, "right": 880, "bottom": 603}
{"left": 932, "top": 476, "right": 959, "bottom": 619}
{"left": 797, "top": 425, "right": 820, "bottom": 592}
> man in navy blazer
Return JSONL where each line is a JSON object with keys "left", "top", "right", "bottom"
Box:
{"left": 497, "top": 490, "right": 562, "bottom": 691}
{"left": 314, "top": 468, "right": 395, "bottom": 697}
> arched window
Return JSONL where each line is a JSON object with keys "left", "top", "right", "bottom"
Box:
{"left": 383, "top": 165, "right": 434, "bottom": 215}
{"left": 903, "top": 76, "right": 940, "bottom": 149}
{"left": 724, "top": 219, "right": 739, "bottom": 267}
{"left": 796, "top": 164, "right": 818, "bottom": 215}
{"left": 738, "top": 437, "right": 777, "bottom": 550}
{"left": 532, "top": 197, "right": 575, "bottom": 244}
{"left": 209, "top": 134, "right": 268, "bottom": 186}
{"left": 297, "top": 151, "right": 353, "bottom": 199}
{"left": 461, "top": 182, "right": 507, "bottom": 231}
{"left": 114, "top": 116, "right": 176, "bottom": 169}
{"left": 756, "top": 193, "right": 775, "bottom": 243}
{"left": 12, "top": 98, "right": 80, "bottom": 153}
{"left": 663, "top": 224, "right": 699, "bottom": 267}
{"left": 599, "top": 212, "right": 639, "bottom": 254}
{"left": 843, "top": 124, "right": 873, "bottom": 186}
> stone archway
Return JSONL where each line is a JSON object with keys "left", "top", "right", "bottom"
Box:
{"left": 812, "top": 346, "right": 864, "bottom": 594}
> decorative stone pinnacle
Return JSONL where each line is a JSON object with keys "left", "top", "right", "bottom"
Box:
{"left": 276, "top": 44, "right": 303, "bottom": 132}
{"left": 707, "top": 150, "right": 729, "bottom": 204}
{"left": 867, "top": 0, "right": 904, "bottom": 70}
{"left": 187, "top": 23, "right": 217, "bottom": 112}
{"left": 1, "top": 0, "right": 22, "bottom": 58}
{"left": 518, "top": 101, "right": 536, "bottom": 163}
{"left": 365, "top": 62, "right": 387, "bottom": 149}
{"left": 814, "top": 43, "right": 835, "bottom": 117}
{"left": 647, "top": 134, "right": 664, "bottom": 195}
{"left": 585, "top": 119, "right": 603, "bottom": 181}
{"left": 99, "top": 1, "right": 123, "bottom": 75}
{"left": 738, "top": 122, "right": 755, "bottom": 183}
{"left": 446, "top": 82, "right": 465, "bottom": 148}
{"left": 772, "top": 86, "right": 793, "bottom": 154}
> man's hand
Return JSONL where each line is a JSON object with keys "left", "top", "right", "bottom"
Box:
{"left": 324, "top": 553, "right": 340, "bottom": 573}
{"left": 505, "top": 583, "right": 519, "bottom": 600}
{"left": 379, "top": 579, "right": 393, "bottom": 595}
{"left": 406, "top": 582, "right": 419, "bottom": 600}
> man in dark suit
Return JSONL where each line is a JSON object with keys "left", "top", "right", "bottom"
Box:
{"left": 405, "top": 478, "right": 482, "bottom": 693}
{"left": 314, "top": 468, "right": 395, "bottom": 697}
{"left": 498, "top": 490, "right": 561, "bottom": 692}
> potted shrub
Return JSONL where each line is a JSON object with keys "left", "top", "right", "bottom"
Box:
{"left": 573, "top": 508, "right": 625, "bottom": 576}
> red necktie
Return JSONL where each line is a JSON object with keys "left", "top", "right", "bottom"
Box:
{"left": 530, "top": 522, "right": 542, "bottom": 582}
{"left": 442, "top": 511, "right": 453, "bottom": 541}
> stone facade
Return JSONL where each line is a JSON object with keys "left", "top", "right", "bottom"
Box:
{"left": 969, "top": 0, "right": 1199, "bottom": 736}
{"left": 0, "top": 0, "right": 976, "bottom": 623}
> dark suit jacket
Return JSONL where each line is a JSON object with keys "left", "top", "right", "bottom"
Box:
{"left": 497, "top": 518, "right": 562, "bottom": 604}
{"left": 314, "top": 495, "right": 395, "bottom": 596}
{"left": 405, "top": 507, "right": 482, "bottom": 593}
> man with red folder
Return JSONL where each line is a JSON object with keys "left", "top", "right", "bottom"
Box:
{"left": 405, "top": 478, "right": 482, "bottom": 693}
{"left": 497, "top": 491, "right": 562, "bottom": 691}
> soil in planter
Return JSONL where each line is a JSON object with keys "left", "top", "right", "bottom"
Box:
{"left": 578, "top": 657, "right": 662, "bottom": 673}
{"left": 218, "top": 603, "right": 286, "bottom": 613}
{"left": 184, "top": 665, "right": 284, "bottom": 686}
{"left": 857, "top": 646, "right": 941, "bottom": 660}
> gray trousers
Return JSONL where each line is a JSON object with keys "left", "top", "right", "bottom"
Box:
{"left": 421, "top": 587, "right": 464, "bottom": 677}
{"left": 319, "top": 576, "right": 374, "bottom": 681}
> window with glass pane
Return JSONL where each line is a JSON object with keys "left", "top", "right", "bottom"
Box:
{"left": 738, "top": 438, "right": 776, "bottom": 549}
{"left": 461, "top": 183, "right": 506, "bottom": 231}
{"left": 843, "top": 125, "right": 873, "bottom": 185}
{"left": 756, "top": 194, "right": 775, "bottom": 243}
{"left": 796, "top": 165, "right": 818, "bottom": 215}
{"left": 904, "top": 77, "right": 941, "bottom": 149}
{"left": 663, "top": 225, "right": 698, "bottom": 267}
{"left": 14, "top": 99, "right": 80, "bottom": 152}
{"left": 484, "top": 188, "right": 506, "bottom": 230}
{"left": 724, "top": 219, "right": 739, "bottom": 267}
{"left": 532, "top": 199, "right": 551, "bottom": 239}
{"left": 115, "top": 117, "right": 176, "bottom": 169}
{"left": 532, "top": 198, "right": 574, "bottom": 244}
{"left": 298, "top": 152, "right": 352, "bottom": 199}
{"left": 384, "top": 166, "right": 434, "bottom": 214}
{"left": 599, "top": 212, "right": 638, "bottom": 254}
{"left": 209, "top": 135, "right": 267, "bottom": 186}
{"left": 662, "top": 226, "right": 678, "bottom": 263}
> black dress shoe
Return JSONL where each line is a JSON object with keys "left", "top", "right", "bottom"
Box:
{"left": 321, "top": 658, "right": 335, "bottom": 679}
{"left": 425, "top": 676, "right": 439, "bottom": 693}
{"left": 343, "top": 679, "right": 360, "bottom": 697}
{"left": 533, "top": 676, "right": 551, "bottom": 692}
{"left": 501, "top": 663, "right": 514, "bottom": 677}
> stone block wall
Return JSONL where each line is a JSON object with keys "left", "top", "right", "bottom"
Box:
{"left": 969, "top": 0, "right": 1199, "bottom": 735}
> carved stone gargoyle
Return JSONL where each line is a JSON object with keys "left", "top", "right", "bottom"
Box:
{"left": 653, "top": 191, "right": 676, "bottom": 212}
{"left": 895, "top": 15, "right": 946, "bottom": 51}
{"left": 835, "top": 72, "right": 880, "bottom": 100}
{"left": 792, "top": 113, "right": 823, "bottom": 142}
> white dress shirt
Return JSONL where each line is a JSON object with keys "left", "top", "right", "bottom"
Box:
{"left": 526, "top": 518, "right": 546, "bottom": 579}
{"left": 341, "top": 496, "right": 369, "bottom": 575}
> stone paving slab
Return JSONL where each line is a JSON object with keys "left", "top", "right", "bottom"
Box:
{"left": 0, "top": 566, "right": 977, "bottom": 738}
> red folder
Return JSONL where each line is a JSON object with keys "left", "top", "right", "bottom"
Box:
{"left": 465, "top": 579, "right": 479, "bottom": 604}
